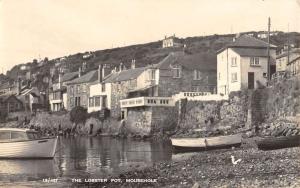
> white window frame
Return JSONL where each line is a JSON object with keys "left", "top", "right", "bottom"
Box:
{"left": 231, "top": 57, "right": 237, "bottom": 67}
{"left": 173, "top": 66, "right": 182, "bottom": 78}
{"left": 231, "top": 72, "right": 238, "bottom": 83}
{"left": 250, "top": 57, "right": 260, "bottom": 66}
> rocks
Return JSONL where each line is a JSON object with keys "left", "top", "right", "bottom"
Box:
{"left": 261, "top": 119, "right": 300, "bottom": 137}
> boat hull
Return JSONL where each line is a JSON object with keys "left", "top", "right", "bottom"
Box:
{"left": 257, "top": 135, "right": 300, "bottom": 150}
{"left": 171, "top": 134, "right": 242, "bottom": 153}
{"left": 0, "top": 137, "right": 58, "bottom": 159}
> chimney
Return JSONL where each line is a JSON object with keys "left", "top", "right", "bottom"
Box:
{"left": 58, "top": 73, "right": 62, "bottom": 89}
{"left": 131, "top": 59, "right": 136, "bottom": 69}
{"left": 102, "top": 64, "right": 110, "bottom": 78}
{"left": 78, "top": 67, "right": 82, "bottom": 77}
{"left": 119, "top": 63, "right": 123, "bottom": 72}
{"left": 98, "top": 64, "right": 103, "bottom": 83}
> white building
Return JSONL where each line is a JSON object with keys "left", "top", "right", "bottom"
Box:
{"left": 162, "top": 35, "right": 183, "bottom": 48}
{"left": 217, "top": 35, "right": 277, "bottom": 95}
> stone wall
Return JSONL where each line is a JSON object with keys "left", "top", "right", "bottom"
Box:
{"left": 125, "top": 106, "right": 177, "bottom": 136}
{"left": 178, "top": 91, "right": 249, "bottom": 133}
{"left": 158, "top": 68, "right": 216, "bottom": 97}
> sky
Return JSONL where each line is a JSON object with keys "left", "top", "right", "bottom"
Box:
{"left": 0, "top": 0, "right": 300, "bottom": 74}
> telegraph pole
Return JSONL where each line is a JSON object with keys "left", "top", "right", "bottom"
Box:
{"left": 267, "top": 17, "right": 271, "bottom": 81}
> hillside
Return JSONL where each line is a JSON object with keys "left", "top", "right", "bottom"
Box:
{"left": 3, "top": 31, "right": 300, "bottom": 92}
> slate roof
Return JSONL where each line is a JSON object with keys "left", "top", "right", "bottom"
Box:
{"left": 53, "top": 71, "right": 78, "bottom": 83}
{"left": 154, "top": 52, "right": 217, "bottom": 71}
{"left": 66, "top": 70, "right": 98, "bottom": 85}
{"left": 104, "top": 67, "right": 145, "bottom": 83}
{"left": 217, "top": 35, "right": 277, "bottom": 55}
{"left": 231, "top": 48, "right": 269, "bottom": 57}
{"left": 227, "top": 35, "right": 277, "bottom": 48}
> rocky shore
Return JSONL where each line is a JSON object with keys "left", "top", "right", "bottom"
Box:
{"left": 78, "top": 138, "right": 300, "bottom": 188}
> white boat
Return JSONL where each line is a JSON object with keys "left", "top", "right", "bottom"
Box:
{"left": 171, "top": 134, "right": 242, "bottom": 153}
{"left": 0, "top": 128, "right": 58, "bottom": 159}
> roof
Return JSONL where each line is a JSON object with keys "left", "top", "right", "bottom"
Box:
{"left": 287, "top": 56, "right": 300, "bottom": 66}
{"left": 217, "top": 35, "right": 277, "bottom": 54}
{"left": 66, "top": 70, "right": 98, "bottom": 85}
{"left": 104, "top": 67, "right": 145, "bottom": 83}
{"left": 231, "top": 48, "right": 269, "bottom": 57}
{"left": 0, "top": 94, "right": 21, "bottom": 102}
{"left": 276, "top": 48, "right": 300, "bottom": 59}
{"left": 228, "top": 35, "right": 277, "bottom": 48}
{"left": 154, "top": 52, "right": 217, "bottom": 71}
{"left": 0, "top": 128, "right": 35, "bottom": 132}
{"left": 53, "top": 71, "right": 78, "bottom": 83}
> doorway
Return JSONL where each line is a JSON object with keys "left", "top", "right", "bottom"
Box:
{"left": 248, "top": 72, "right": 254, "bottom": 89}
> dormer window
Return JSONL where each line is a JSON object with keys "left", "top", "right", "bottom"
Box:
{"left": 250, "top": 57, "right": 260, "bottom": 66}
{"left": 172, "top": 65, "right": 182, "bottom": 78}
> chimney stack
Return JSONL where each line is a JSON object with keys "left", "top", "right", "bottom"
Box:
{"left": 131, "top": 59, "right": 136, "bottom": 69}
{"left": 119, "top": 63, "right": 123, "bottom": 72}
{"left": 78, "top": 67, "right": 82, "bottom": 77}
{"left": 58, "top": 73, "right": 62, "bottom": 89}
{"left": 98, "top": 64, "right": 103, "bottom": 83}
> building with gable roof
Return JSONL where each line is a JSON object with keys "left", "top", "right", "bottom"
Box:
{"left": 217, "top": 35, "right": 277, "bottom": 95}
{"left": 49, "top": 71, "right": 79, "bottom": 111}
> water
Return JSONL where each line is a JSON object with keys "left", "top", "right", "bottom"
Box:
{"left": 0, "top": 137, "right": 172, "bottom": 187}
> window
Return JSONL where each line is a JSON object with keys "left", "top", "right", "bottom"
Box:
{"left": 75, "top": 97, "right": 81, "bottom": 106}
{"left": 70, "top": 97, "right": 74, "bottom": 107}
{"left": 70, "top": 86, "right": 74, "bottom": 96}
{"left": 231, "top": 72, "right": 238, "bottom": 82}
{"left": 231, "top": 57, "right": 237, "bottom": 67}
{"left": 76, "top": 85, "right": 81, "bottom": 94}
{"left": 89, "top": 97, "right": 94, "bottom": 107}
{"left": 0, "top": 132, "right": 10, "bottom": 140}
{"left": 82, "top": 84, "right": 86, "bottom": 93}
{"left": 102, "top": 96, "right": 107, "bottom": 108}
{"left": 95, "top": 96, "right": 100, "bottom": 107}
{"left": 129, "top": 79, "right": 137, "bottom": 88}
{"left": 250, "top": 57, "right": 260, "bottom": 66}
{"left": 148, "top": 69, "right": 156, "bottom": 80}
{"left": 11, "top": 132, "right": 27, "bottom": 140}
{"left": 173, "top": 66, "right": 181, "bottom": 78}
{"left": 263, "top": 73, "right": 267, "bottom": 78}
{"left": 194, "top": 70, "right": 201, "bottom": 80}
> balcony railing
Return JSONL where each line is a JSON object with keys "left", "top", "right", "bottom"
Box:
{"left": 120, "top": 97, "right": 175, "bottom": 108}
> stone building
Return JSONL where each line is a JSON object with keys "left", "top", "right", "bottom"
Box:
{"left": 217, "top": 35, "right": 277, "bottom": 95}
{"left": 0, "top": 95, "right": 24, "bottom": 120}
{"left": 119, "top": 51, "right": 217, "bottom": 135}
{"left": 65, "top": 69, "right": 98, "bottom": 111}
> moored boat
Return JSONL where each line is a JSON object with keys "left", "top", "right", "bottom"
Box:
{"left": 256, "top": 135, "right": 300, "bottom": 150}
{"left": 0, "top": 128, "right": 58, "bottom": 159}
{"left": 171, "top": 134, "right": 242, "bottom": 153}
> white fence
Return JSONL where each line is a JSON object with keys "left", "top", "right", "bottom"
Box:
{"left": 172, "top": 92, "right": 228, "bottom": 101}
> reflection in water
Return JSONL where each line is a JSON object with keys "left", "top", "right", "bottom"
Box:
{"left": 0, "top": 137, "right": 172, "bottom": 185}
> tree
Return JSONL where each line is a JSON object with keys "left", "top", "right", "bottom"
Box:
{"left": 70, "top": 106, "right": 88, "bottom": 125}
